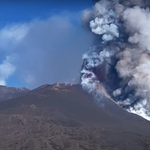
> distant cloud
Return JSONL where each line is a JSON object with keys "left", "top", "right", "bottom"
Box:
{"left": 0, "top": 14, "right": 93, "bottom": 88}
{"left": 0, "top": 56, "right": 16, "bottom": 85}
{"left": 0, "top": 24, "right": 29, "bottom": 50}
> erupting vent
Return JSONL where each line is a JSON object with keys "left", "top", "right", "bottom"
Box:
{"left": 81, "top": 0, "right": 150, "bottom": 121}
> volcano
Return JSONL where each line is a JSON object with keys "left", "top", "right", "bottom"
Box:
{"left": 0, "top": 83, "right": 150, "bottom": 150}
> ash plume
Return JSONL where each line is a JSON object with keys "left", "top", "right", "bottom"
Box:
{"left": 81, "top": 0, "right": 150, "bottom": 120}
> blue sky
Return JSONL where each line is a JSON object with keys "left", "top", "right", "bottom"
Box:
{"left": 0, "top": 0, "right": 94, "bottom": 88}
{"left": 0, "top": 0, "right": 93, "bottom": 26}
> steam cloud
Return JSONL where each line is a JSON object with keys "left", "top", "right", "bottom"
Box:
{"left": 81, "top": 0, "right": 150, "bottom": 120}
{"left": 0, "top": 14, "right": 93, "bottom": 88}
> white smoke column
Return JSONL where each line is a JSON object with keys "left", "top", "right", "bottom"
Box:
{"left": 81, "top": 0, "right": 119, "bottom": 94}
{"left": 81, "top": 0, "right": 150, "bottom": 121}
{"left": 90, "top": 0, "right": 119, "bottom": 42}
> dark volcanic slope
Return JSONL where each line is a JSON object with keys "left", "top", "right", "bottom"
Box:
{"left": 0, "top": 85, "right": 30, "bottom": 102}
{"left": 0, "top": 83, "right": 149, "bottom": 150}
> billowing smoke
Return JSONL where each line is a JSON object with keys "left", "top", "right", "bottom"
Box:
{"left": 81, "top": 0, "right": 150, "bottom": 120}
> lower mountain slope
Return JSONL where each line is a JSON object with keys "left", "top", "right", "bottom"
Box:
{"left": 0, "top": 84, "right": 149, "bottom": 150}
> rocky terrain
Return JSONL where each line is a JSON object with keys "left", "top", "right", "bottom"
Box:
{"left": 0, "top": 84, "right": 149, "bottom": 150}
